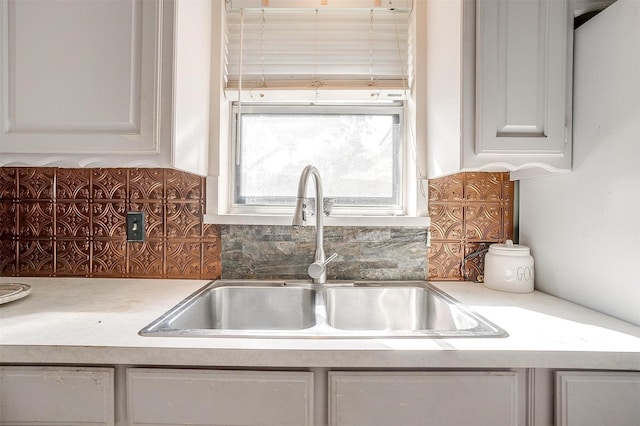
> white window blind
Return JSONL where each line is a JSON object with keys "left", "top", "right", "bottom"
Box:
{"left": 224, "top": 7, "right": 411, "bottom": 101}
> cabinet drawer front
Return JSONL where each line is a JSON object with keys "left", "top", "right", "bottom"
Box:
{"left": 127, "top": 368, "right": 314, "bottom": 426}
{"left": 329, "top": 371, "right": 519, "bottom": 426}
{"left": 556, "top": 371, "right": 640, "bottom": 426}
{"left": 0, "top": 366, "right": 114, "bottom": 425}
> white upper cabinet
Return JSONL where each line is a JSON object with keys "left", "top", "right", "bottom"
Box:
{"left": 0, "top": 0, "right": 210, "bottom": 174}
{"left": 474, "top": 0, "right": 572, "bottom": 179}
{"left": 426, "top": 0, "right": 574, "bottom": 180}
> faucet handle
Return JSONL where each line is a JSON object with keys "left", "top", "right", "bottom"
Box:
{"left": 308, "top": 253, "right": 338, "bottom": 280}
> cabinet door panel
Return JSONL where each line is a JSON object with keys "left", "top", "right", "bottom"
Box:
{"left": 556, "top": 371, "right": 640, "bottom": 426}
{"left": 7, "top": 1, "right": 138, "bottom": 133}
{"left": 127, "top": 368, "right": 314, "bottom": 426}
{"left": 473, "top": 0, "right": 572, "bottom": 176}
{"left": 329, "top": 371, "right": 520, "bottom": 426}
{"left": 0, "top": 366, "right": 114, "bottom": 425}
{"left": 0, "top": 0, "right": 166, "bottom": 157}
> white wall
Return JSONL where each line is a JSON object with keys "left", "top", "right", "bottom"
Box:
{"left": 519, "top": 0, "right": 640, "bottom": 325}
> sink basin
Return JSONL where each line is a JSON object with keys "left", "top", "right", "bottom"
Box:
{"left": 168, "top": 286, "right": 315, "bottom": 330}
{"left": 140, "top": 280, "right": 507, "bottom": 338}
{"left": 141, "top": 282, "right": 316, "bottom": 337}
{"left": 325, "top": 286, "right": 478, "bottom": 331}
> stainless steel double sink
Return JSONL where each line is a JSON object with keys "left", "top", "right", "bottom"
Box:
{"left": 139, "top": 280, "right": 507, "bottom": 338}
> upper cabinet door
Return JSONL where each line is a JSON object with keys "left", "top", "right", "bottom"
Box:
{"left": 0, "top": 0, "right": 173, "bottom": 167}
{"left": 472, "top": 0, "right": 572, "bottom": 179}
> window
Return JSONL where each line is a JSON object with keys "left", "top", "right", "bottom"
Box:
{"left": 232, "top": 103, "right": 403, "bottom": 215}
{"left": 205, "top": 1, "right": 430, "bottom": 226}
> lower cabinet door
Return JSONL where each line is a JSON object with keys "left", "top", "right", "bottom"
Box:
{"left": 329, "top": 371, "right": 520, "bottom": 426}
{"left": 556, "top": 371, "right": 640, "bottom": 426}
{"left": 126, "top": 368, "right": 314, "bottom": 426}
{"left": 0, "top": 366, "right": 114, "bottom": 425}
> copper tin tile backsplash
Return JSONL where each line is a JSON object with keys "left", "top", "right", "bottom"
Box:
{"left": 428, "top": 172, "right": 514, "bottom": 281}
{"left": 0, "top": 167, "right": 221, "bottom": 279}
{"left": 1, "top": 167, "right": 512, "bottom": 281}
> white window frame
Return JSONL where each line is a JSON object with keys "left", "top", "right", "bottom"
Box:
{"left": 204, "top": 1, "right": 431, "bottom": 227}
{"left": 229, "top": 102, "right": 405, "bottom": 215}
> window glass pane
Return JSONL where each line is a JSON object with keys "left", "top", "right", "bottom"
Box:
{"left": 236, "top": 109, "right": 401, "bottom": 207}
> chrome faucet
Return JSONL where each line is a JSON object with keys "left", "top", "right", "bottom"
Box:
{"left": 292, "top": 165, "right": 336, "bottom": 284}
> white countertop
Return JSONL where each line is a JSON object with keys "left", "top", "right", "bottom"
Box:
{"left": 1, "top": 277, "right": 639, "bottom": 370}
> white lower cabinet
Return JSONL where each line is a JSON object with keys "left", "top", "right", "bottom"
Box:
{"left": 0, "top": 366, "right": 114, "bottom": 425}
{"left": 556, "top": 371, "right": 640, "bottom": 426}
{"left": 3, "top": 365, "right": 637, "bottom": 425}
{"left": 329, "top": 371, "right": 524, "bottom": 426}
{"left": 126, "top": 368, "right": 314, "bottom": 426}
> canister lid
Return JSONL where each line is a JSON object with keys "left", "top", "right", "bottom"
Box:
{"left": 488, "top": 240, "right": 531, "bottom": 256}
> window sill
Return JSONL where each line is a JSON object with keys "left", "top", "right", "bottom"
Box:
{"left": 203, "top": 213, "right": 430, "bottom": 228}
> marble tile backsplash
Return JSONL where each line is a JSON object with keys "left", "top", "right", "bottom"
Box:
{"left": 222, "top": 225, "right": 429, "bottom": 281}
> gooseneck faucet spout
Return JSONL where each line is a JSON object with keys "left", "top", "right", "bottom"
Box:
{"left": 292, "top": 165, "right": 335, "bottom": 284}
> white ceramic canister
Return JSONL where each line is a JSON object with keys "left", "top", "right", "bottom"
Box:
{"left": 483, "top": 240, "right": 534, "bottom": 293}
